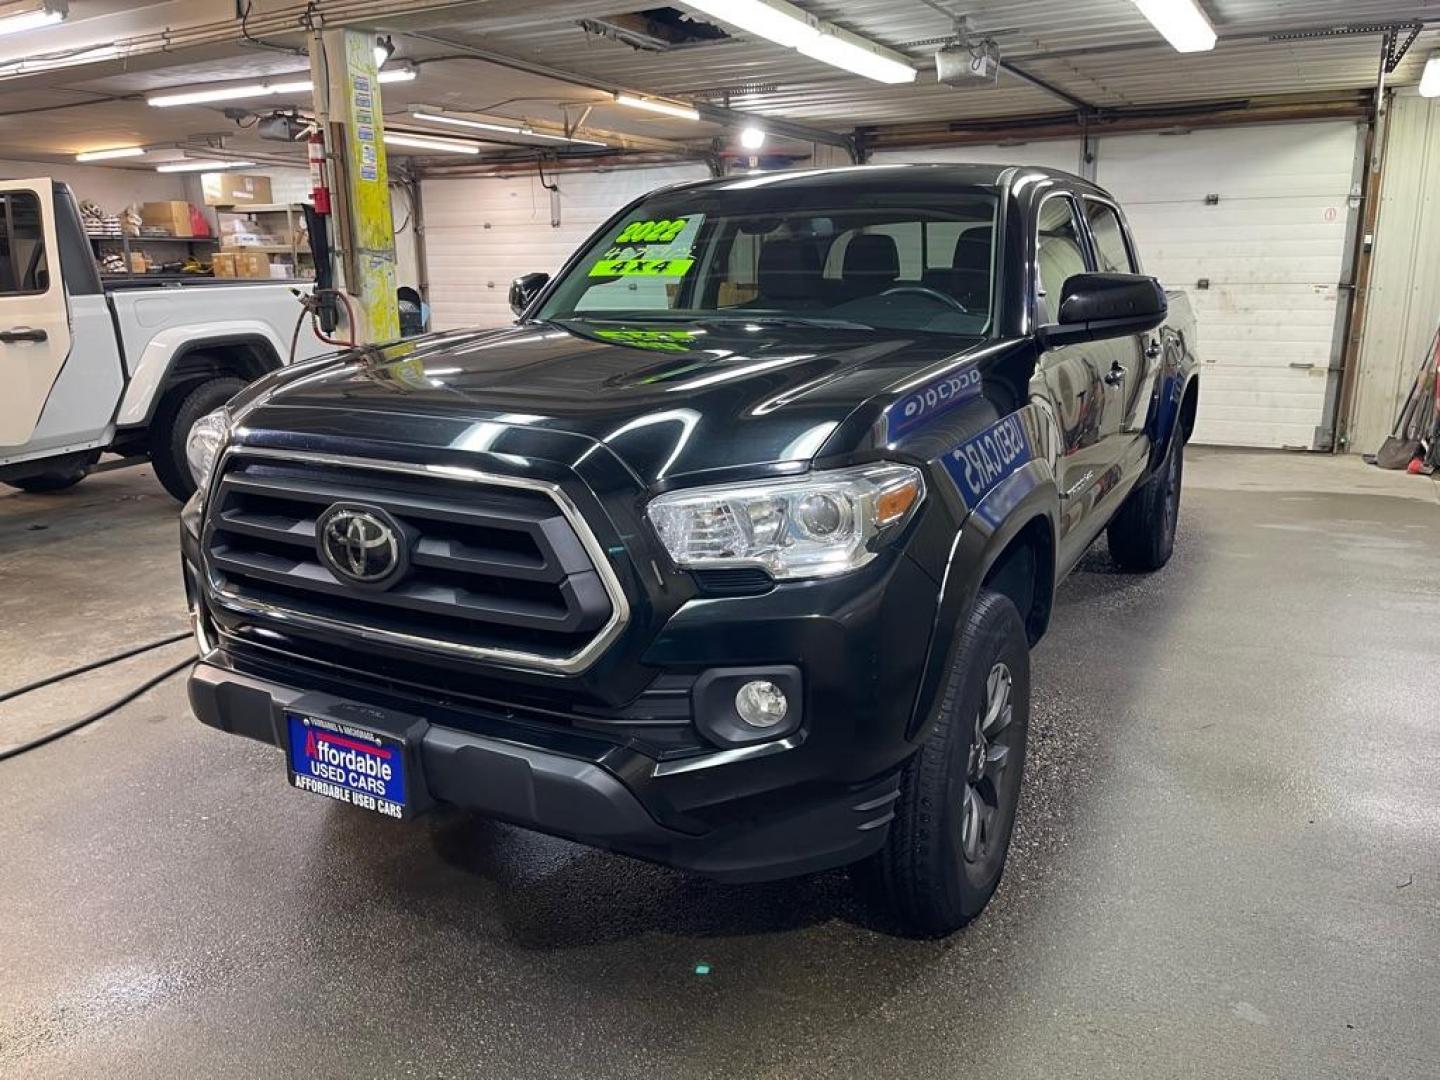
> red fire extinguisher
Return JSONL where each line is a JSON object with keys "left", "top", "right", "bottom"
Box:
{"left": 308, "top": 130, "right": 331, "bottom": 215}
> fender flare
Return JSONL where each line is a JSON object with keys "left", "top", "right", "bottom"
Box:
{"left": 906, "top": 459, "right": 1060, "bottom": 742}
{"left": 116, "top": 323, "right": 288, "bottom": 428}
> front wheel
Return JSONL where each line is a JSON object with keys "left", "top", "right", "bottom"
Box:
{"left": 149, "top": 376, "right": 248, "bottom": 502}
{"left": 858, "top": 589, "right": 1031, "bottom": 937}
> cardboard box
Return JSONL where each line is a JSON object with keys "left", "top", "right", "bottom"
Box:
{"left": 202, "top": 173, "right": 273, "bottom": 206}
{"left": 718, "top": 281, "right": 759, "bottom": 307}
{"left": 211, "top": 252, "right": 236, "bottom": 278}
{"left": 140, "top": 201, "right": 195, "bottom": 238}
{"left": 234, "top": 252, "right": 271, "bottom": 278}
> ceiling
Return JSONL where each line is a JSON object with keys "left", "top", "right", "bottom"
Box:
{"left": 0, "top": 0, "right": 1435, "bottom": 168}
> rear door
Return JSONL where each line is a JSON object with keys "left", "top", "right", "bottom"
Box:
{"left": 0, "top": 180, "right": 73, "bottom": 451}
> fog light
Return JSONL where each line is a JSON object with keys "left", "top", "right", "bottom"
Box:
{"left": 735, "top": 680, "right": 788, "bottom": 728}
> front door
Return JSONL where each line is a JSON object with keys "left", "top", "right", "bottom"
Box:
{"left": 1032, "top": 193, "right": 1126, "bottom": 571}
{"left": 0, "top": 180, "right": 72, "bottom": 452}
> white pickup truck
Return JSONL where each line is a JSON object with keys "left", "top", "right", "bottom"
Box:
{"left": 0, "top": 177, "right": 329, "bottom": 500}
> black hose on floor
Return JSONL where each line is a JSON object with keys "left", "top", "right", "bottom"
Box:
{"left": 0, "top": 632, "right": 191, "bottom": 706}
{"left": 0, "top": 656, "right": 193, "bottom": 763}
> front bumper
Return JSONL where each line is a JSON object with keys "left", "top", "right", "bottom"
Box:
{"left": 189, "top": 660, "right": 901, "bottom": 882}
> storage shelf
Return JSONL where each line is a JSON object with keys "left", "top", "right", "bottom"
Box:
{"left": 89, "top": 234, "right": 219, "bottom": 245}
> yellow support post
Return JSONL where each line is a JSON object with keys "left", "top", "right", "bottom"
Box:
{"left": 313, "top": 28, "right": 399, "bottom": 344}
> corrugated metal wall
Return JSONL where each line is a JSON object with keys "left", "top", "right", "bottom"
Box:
{"left": 422, "top": 164, "right": 710, "bottom": 329}
{"left": 1348, "top": 92, "right": 1440, "bottom": 456}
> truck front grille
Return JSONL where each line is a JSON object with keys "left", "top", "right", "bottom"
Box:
{"left": 202, "top": 448, "right": 628, "bottom": 673}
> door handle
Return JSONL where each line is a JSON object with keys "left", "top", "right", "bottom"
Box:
{"left": 1104, "top": 362, "right": 1126, "bottom": 387}
{"left": 0, "top": 326, "right": 47, "bottom": 343}
{"left": 1144, "top": 338, "right": 1162, "bottom": 360}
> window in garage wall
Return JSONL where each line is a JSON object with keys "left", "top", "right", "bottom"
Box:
{"left": 421, "top": 164, "right": 710, "bottom": 330}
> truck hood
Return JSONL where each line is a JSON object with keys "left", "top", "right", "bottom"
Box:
{"left": 254, "top": 319, "right": 984, "bottom": 484}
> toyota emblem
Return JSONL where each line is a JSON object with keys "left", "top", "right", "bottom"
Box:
{"left": 316, "top": 505, "right": 407, "bottom": 587}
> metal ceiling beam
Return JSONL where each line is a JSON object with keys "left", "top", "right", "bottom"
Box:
{"left": 404, "top": 31, "right": 856, "bottom": 153}
{"left": 998, "top": 61, "right": 1094, "bottom": 113}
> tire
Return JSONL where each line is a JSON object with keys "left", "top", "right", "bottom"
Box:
{"left": 859, "top": 589, "right": 1031, "bottom": 938}
{"left": 3, "top": 451, "right": 100, "bottom": 493}
{"left": 149, "top": 376, "right": 248, "bottom": 502}
{"left": 1106, "top": 433, "right": 1184, "bottom": 572}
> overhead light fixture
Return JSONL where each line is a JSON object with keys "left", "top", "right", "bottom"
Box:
{"left": 374, "top": 34, "right": 395, "bottom": 69}
{"left": 155, "top": 159, "right": 256, "bottom": 173}
{"left": 384, "top": 131, "right": 481, "bottom": 155}
{"left": 378, "top": 64, "right": 416, "bottom": 84}
{"left": 681, "top": 0, "right": 813, "bottom": 48}
{"left": 739, "top": 126, "right": 766, "bottom": 150}
{"left": 1129, "top": 0, "right": 1217, "bottom": 53}
{"left": 75, "top": 146, "right": 145, "bottom": 162}
{"left": 0, "top": 0, "right": 66, "bottom": 38}
{"left": 1421, "top": 52, "right": 1440, "bottom": 98}
{"left": 678, "top": 0, "right": 916, "bottom": 84}
{"left": 798, "top": 32, "right": 916, "bottom": 84}
{"left": 614, "top": 93, "right": 701, "bottom": 121}
{"left": 410, "top": 108, "right": 608, "bottom": 147}
{"left": 148, "top": 64, "right": 415, "bottom": 107}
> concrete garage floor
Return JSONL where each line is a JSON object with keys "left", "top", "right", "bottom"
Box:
{"left": 1, "top": 448, "right": 1437, "bottom": 1079}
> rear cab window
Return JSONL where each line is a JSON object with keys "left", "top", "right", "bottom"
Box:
{"left": 1084, "top": 199, "right": 1138, "bottom": 274}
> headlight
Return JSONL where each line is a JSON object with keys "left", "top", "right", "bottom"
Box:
{"left": 646, "top": 463, "right": 924, "bottom": 580}
{"left": 185, "top": 407, "right": 232, "bottom": 492}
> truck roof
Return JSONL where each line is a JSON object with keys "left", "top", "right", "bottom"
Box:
{"left": 661, "top": 162, "right": 1109, "bottom": 199}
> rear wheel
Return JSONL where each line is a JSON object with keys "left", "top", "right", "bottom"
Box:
{"left": 1106, "top": 434, "right": 1184, "bottom": 571}
{"left": 859, "top": 589, "right": 1030, "bottom": 938}
{"left": 149, "top": 376, "right": 248, "bottom": 502}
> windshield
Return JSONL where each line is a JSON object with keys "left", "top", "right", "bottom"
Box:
{"left": 537, "top": 183, "right": 999, "bottom": 337}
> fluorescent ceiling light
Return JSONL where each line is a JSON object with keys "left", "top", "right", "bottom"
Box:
{"left": 378, "top": 65, "right": 416, "bottom": 84}
{"left": 798, "top": 32, "right": 916, "bottom": 84}
{"left": 0, "top": 0, "right": 65, "bottom": 38}
{"left": 680, "top": 0, "right": 813, "bottom": 48}
{"left": 740, "top": 126, "right": 766, "bottom": 150}
{"left": 155, "top": 159, "right": 255, "bottom": 173}
{"left": 1421, "top": 53, "right": 1440, "bottom": 98}
{"left": 1130, "top": 0, "right": 1217, "bottom": 53}
{"left": 410, "top": 109, "right": 607, "bottom": 147}
{"left": 148, "top": 64, "right": 415, "bottom": 108}
{"left": 75, "top": 146, "right": 145, "bottom": 162}
{"left": 384, "top": 132, "right": 480, "bottom": 155}
{"left": 677, "top": 0, "right": 916, "bottom": 84}
{"left": 614, "top": 93, "right": 701, "bottom": 121}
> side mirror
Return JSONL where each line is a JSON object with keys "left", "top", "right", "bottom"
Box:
{"left": 508, "top": 272, "right": 550, "bottom": 317}
{"left": 1038, "top": 272, "right": 1167, "bottom": 349}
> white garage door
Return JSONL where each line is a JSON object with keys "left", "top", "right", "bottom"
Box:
{"left": 422, "top": 164, "right": 709, "bottom": 330}
{"left": 871, "top": 139, "right": 1084, "bottom": 174}
{"left": 1098, "top": 122, "right": 1361, "bottom": 448}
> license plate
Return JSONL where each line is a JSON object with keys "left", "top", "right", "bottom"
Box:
{"left": 286, "top": 711, "right": 406, "bottom": 819}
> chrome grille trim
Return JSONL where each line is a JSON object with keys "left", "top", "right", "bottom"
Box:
{"left": 202, "top": 446, "right": 631, "bottom": 676}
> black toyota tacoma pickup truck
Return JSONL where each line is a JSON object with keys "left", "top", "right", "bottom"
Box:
{"left": 182, "top": 164, "right": 1198, "bottom": 936}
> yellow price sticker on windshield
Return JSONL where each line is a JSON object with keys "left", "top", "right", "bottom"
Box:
{"left": 589, "top": 257, "right": 695, "bottom": 278}
{"left": 615, "top": 218, "right": 690, "bottom": 244}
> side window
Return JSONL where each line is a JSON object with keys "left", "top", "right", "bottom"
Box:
{"left": 0, "top": 192, "right": 49, "bottom": 295}
{"left": 1086, "top": 201, "right": 1136, "bottom": 274}
{"left": 1035, "top": 196, "right": 1089, "bottom": 325}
